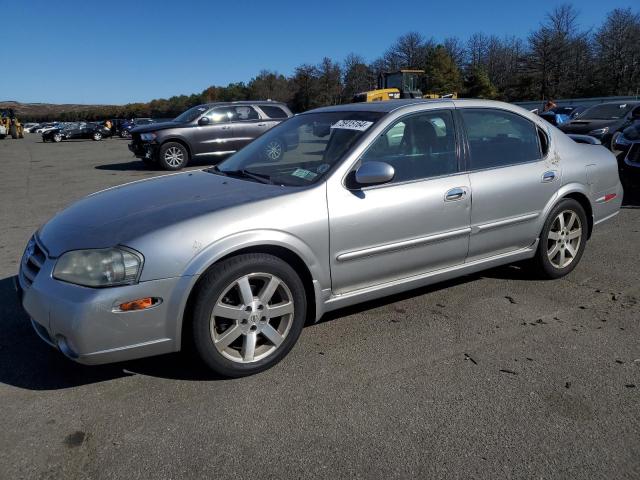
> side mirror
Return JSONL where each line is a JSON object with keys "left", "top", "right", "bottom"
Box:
{"left": 354, "top": 161, "right": 395, "bottom": 186}
{"left": 198, "top": 116, "right": 210, "bottom": 126}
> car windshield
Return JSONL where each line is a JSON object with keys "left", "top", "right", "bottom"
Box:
{"left": 579, "top": 103, "right": 634, "bottom": 120}
{"left": 173, "top": 105, "right": 209, "bottom": 123}
{"left": 214, "top": 111, "right": 385, "bottom": 187}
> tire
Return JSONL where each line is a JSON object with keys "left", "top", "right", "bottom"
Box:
{"left": 53, "top": 133, "right": 62, "bottom": 143}
{"left": 120, "top": 130, "right": 129, "bottom": 138}
{"left": 93, "top": 132, "right": 102, "bottom": 141}
{"left": 531, "top": 198, "right": 588, "bottom": 279}
{"left": 263, "top": 137, "right": 284, "bottom": 161}
{"left": 610, "top": 131, "right": 622, "bottom": 155}
{"left": 191, "top": 253, "right": 307, "bottom": 377}
{"left": 159, "top": 142, "right": 189, "bottom": 170}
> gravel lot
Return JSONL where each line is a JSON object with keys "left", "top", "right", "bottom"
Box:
{"left": 1, "top": 134, "right": 639, "bottom": 479}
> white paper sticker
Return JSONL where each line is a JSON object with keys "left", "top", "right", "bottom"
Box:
{"left": 291, "top": 168, "right": 317, "bottom": 180}
{"left": 331, "top": 120, "right": 373, "bottom": 131}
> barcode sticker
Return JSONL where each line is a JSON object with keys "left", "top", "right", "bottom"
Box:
{"left": 331, "top": 120, "right": 374, "bottom": 131}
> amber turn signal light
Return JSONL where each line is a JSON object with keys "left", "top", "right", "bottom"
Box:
{"left": 117, "top": 297, "right": 159, "bottom": 312}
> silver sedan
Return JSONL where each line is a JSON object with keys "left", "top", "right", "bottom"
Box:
{"left": 18, "top": 99, "right": 622, "bottom": 377}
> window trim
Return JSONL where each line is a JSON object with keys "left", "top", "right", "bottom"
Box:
{"left": 458, "top": 107, "right": 545, "bottom": 173}
{"left": 343, "top": 108, "right": 462, "bottom": 190}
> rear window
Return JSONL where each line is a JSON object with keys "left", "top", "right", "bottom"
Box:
{"left": 260, "top": 105, "right": 289, "bottom": 119}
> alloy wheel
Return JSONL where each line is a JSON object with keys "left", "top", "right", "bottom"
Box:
{"left": 210, "top": 273, "right": 294, "bottom": 363}
{"left": 547, "top": 209, "right": 582, "bottom": 269}
{"left": 164, "top": 146, "right": 184, "bottom": 167}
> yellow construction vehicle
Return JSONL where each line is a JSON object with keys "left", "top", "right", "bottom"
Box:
{"left": 0, "top": 109, "right": 25, "bottom": 139}
{"left": 352, "top": 69, "right": 457, "bottom": 102}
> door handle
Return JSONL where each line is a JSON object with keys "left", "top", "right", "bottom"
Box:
{"left": 445, "top": 187, "right": 467, "bottom": 202}
{"left": 257, "top": 123, "right": 266, "bottom": 127}
{"left": 221, "top": 125, "right": 231, "bottom": 130}
{"left": 542, "top": 171, "right": 557, "bottom": 183}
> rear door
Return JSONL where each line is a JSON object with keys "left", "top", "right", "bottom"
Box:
{"left": 459, "top": 107, "right": 558, "bottom": 261}
{"left": 230, "top": 105, "right": 263, "bottom": 149}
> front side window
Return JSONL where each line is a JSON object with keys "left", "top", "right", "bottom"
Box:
{"left": 461, "top": 109, "right": 541, "bottom": 170}
{"left": 359, "top": 110, "right": 458, "bottom": 183}
{"left": 216, "top": 111, "right": 384, "bottom": 186}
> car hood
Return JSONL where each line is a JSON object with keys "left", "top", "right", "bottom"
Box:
{"left": 38, "top": 170, "right": 290, "bottom": 257}
{"left": 131, "top": 121, "right": 182, "bottom": 133}
{"left": 559, "top": 118, "right": 621, "bottom": 134}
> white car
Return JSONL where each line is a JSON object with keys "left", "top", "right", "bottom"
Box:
{"left": 0, "top": 124, "right": 6, "bottom": 139}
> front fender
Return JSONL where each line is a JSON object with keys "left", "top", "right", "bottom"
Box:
{"left": 182, "top": 229, "right": 328, "bottom": 287}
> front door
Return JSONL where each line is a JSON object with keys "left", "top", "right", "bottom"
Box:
{"left": 328, "top": 109, "right": 471, "bottom": 294}
{"left": 192, "top": 107, "right": 236, "bottom": 157}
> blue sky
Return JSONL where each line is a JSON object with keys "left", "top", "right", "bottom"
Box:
{"left": 0, "top": 0, "right": 635, "bottom": 104}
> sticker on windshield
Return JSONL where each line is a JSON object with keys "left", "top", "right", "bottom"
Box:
{"left": 291, "top": 168, "right": 317, "bottom": 181}
{"left": 331, "top": 120, "right": 374, "bottom": 131}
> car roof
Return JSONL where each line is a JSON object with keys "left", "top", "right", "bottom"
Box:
{"left": 199, "top": 100, "right": 288, "bottom": 108}
{"left": 309, "top": 99, "right": 455, "bottom": 114}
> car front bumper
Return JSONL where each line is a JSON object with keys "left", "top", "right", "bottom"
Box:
{"left": 18, "top": 243, "right": 188, "bottom": 365}
{"left": 128, "top": 141, "right": 158, "bottom": 159}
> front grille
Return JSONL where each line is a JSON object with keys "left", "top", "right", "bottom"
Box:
{"left": 20, "top": 236, "right": 47, "bottom": 288}
{"left": 627, "top": 144, "right": 640, "bottom": 164}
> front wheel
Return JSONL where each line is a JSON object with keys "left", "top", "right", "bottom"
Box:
{"left": 192, "top": 253, "right": 307, "bottom": 377}
{"left": 92, "top": 131, "right": 102, "bottom": 141}
{"left": 159, "top": 142, "right": 189, "bottom": 170}
{"left": 120, "top": 130, "right": 129, "bottom": 138}
{"left": 531, "top": 199, "right": 587, "bottom": 279}
{"left": 53, "top": 133, "right": 62, "bottom": 143}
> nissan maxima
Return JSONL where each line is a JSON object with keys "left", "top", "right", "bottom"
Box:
{"left": 18, "top": 99, "right": 622, "bottom": 377}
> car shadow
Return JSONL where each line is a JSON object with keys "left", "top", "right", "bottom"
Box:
{"left": 0, "top": 263, "right": 538, "bottom": 391}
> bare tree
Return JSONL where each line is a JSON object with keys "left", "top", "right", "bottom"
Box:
{"left": 343, "top": 53, "right": 375, "bottom": 100}
{"left": 595, "top": 8, "right": 640, "bottom": 95}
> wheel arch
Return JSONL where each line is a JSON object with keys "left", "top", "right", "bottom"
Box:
{"left": 160, "top": 137, "right": 193, "bottom": 159}
{"left": 178, "top": 237, "right": 325, "bottom": 351}
{"left": 538, "top": 183, "right": 594, "bottom": 240}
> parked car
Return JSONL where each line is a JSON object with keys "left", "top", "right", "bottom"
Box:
{"left": 128, "top": 101, "right": 294, "bottom": 170}
{"left": 119, "top": 118, "right": 156, "bottom": 138}
{"left": 18, "top": 99, "right": 622, "bottom": 377}
{"left": 613, "top": 120, "right": 640, "bottom": 184}
{"left": 559, "top": 101, "right": 640, "bottom": 152}
{"left": 22, "top": 122, "right": 39, "bottom": 132}
{"left": 42, "top": 122, "right": 112, "bottom": 142}
{"left": 539, "top": 105, "right": 586, "bottom": 126}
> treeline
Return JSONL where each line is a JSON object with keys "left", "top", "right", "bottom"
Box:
{"left": 31, "top": 5, "right": 639, "bottom": 122}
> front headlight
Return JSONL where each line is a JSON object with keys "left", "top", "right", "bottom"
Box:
{"left": 53, "top": 247, "right": 143, "bottom": 287}
{"left": 588, "top": 127, "right": 609, "bottom": 136}
{"left": 140, "top": 133, "right": 157, "bottom": 141}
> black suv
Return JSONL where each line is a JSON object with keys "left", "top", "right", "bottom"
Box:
{"left": 128, "top": 101, "right": 293, "bottom": 170}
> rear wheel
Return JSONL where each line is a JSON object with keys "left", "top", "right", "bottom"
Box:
{"left": 120, "top": 129, "right": 129, "bottom": 138}
{"left": 191, "top": 253, "right": 306, "bottom": 377}
{"left": 531, "top": 199, "right": 587, "bottom": 279}
{"left": 159, "top": 142, "right": 189, "bottom": 170}
{"left": 53, "top": 133, "right": 62, "bottom": 143}
{"left": 92, "top": 131, "right": 102, "bottom": 141}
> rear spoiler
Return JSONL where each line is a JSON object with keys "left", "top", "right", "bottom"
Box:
{"left": 567, "top": 134, "right": 602, "bottom": 145}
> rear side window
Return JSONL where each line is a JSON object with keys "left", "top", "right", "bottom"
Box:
{"left": 260, "top": 105, "right": 289, "bottom": 119}
{"left": 461, "top": 109, "right": 541, "bottom": 170}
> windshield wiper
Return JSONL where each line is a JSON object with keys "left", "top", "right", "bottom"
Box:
{"left": 222, "top": 169, "right": 274, "bottom": 184}
{"left": 205, "top": 165, "right": 227, "bottom": 176}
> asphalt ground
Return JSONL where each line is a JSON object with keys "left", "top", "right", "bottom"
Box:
{"left": 0, "top": 134, "right": 638, "bottom": 479}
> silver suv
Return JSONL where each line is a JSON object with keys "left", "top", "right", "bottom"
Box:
{"left": 128, "top": 101, "right": 293, "bottom": 170}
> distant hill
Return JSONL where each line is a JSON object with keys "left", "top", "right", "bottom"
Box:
{"left": 0, "top": 101, "right": 119, "bottom": 119}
